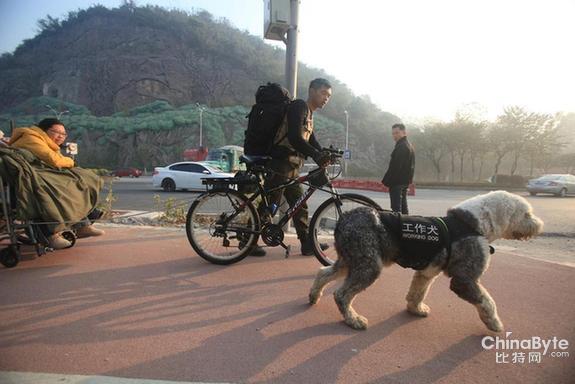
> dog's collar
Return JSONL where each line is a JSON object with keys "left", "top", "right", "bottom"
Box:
{"left": 435, "top": 217, "right": 449, "bottom": 237}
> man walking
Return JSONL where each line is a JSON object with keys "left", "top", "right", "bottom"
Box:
{"left": 252, "top": 78, "right": 332, "bottom": 256}
{"left": 382, "top": 123, "right": 415, "bottom": 214}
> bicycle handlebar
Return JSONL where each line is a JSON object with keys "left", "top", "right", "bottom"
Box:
{"left": 321, "top": 146, "right": 344, "bottom": 166}
{"left": 322, "top": 146, "right": 344, "bottom": 156}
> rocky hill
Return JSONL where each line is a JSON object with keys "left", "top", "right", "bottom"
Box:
{"left": 0, "top": 4, "right": 400, "bottom": 173}
{"left": 1, "top": 5, "right": 281, "bottom": 115}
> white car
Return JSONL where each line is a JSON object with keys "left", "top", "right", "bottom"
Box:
{"left": 152, "top": 162, "right": 234, "bottom": 192}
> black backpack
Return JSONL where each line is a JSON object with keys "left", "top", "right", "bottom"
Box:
{"left": 243, "top": 83, "right": 291, "bottom": 156}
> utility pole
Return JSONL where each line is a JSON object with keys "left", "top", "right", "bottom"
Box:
{"left": 264, "top": 0, "right": 300, "bottom": 98}
{"left": 344, "top": 110, "right": 349, "bottom": 176}
{"left": 285, "top": 0, "right": 300, "bottom": 98}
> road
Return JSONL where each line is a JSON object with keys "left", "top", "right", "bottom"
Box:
{"left": 106, "top": 177, "right": 574, "bottom": 266}
{"left": 1, "top": 226, "right": 573, "bottom": 384}
{"left": 0, "top": 178, "right": 573, "bottom": 384}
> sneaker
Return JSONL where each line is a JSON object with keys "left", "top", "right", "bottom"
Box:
{"left": 49, "top": 234, "right": 72, "bottom": 250}
{"left": 301, "top": 241, "right": 329, "bottom": 256}
{"left": 76, "top": 225, "right": 105, "bottom": 239}
{"left": 249, "top": 245, "right": 267, "bottom": 257}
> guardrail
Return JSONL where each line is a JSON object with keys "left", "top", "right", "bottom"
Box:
{"left": 331, "top": 179, "right": 415, "bottom": 196}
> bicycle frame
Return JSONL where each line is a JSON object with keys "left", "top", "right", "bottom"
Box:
{"left": 189, "top": 152, "right": 384, "bottom": 264}
{"left": 239, "top": 167, "right": 341, "bottom": 228}
{"left": 203, "top": 150, "right": 354, "bottom": 244}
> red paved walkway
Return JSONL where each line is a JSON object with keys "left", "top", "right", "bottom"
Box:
{"left": 0, "top": 226, "right": 573, "bottom": 383}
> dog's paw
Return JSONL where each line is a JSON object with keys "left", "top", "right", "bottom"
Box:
{"left": 486, "top": 318, "right": 504, "bottom": 333}
{"left": 407, "top": 303, "right": 430, "bottom": 317}
{"left": 346, "top": 315, "right": 368, "bottom": 330}
{"left": 309, "top": 291, "right": 321, "bottom": 305}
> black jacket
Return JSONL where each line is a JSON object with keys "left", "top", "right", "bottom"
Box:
{"left": 382, "top": 136, "right": 415, "bottom": 187}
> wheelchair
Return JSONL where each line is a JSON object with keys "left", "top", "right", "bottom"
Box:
{"left": 0, "top": 153, "right": 77, "bottom": 268}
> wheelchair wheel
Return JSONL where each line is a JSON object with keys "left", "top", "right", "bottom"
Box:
{"left": 61, "top": 231, "right": 77, "bottom": 249}
{"left": 1, "top": 246, "right": 20, "bottom": 268}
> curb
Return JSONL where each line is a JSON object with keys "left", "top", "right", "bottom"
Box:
{"left": 0, "top": 371, "right": 231, "bottom": 384}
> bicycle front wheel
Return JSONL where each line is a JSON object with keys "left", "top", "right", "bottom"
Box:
{"left": 309, "top": 193, "right": 381, "bottom": 266}
{"left": 186, "top": 190, "right": 260, "bottom": 265}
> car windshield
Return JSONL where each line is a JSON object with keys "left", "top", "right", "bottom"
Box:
{"left": 204, "top": 164, "right": 224, "bottom": 173}
{"left": 538, "top": 175, "right": 562, "bottom": 181}
{"left": 206, "top": 150, "right": 225, "bottom": 161}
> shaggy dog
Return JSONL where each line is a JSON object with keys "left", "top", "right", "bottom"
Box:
{"left": 309, "top": 191, "right": 543, "bottom": 331}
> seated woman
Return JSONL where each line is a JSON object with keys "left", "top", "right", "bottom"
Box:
{"left": 9, "top": 118, "right": 104, "bottom": 249}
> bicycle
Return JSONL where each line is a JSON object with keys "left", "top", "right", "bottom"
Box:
{"left": 185, "top": 147, "right": 382, "bottom": 266}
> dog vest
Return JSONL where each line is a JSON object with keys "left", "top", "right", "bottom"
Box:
{"left": 379, "top": 212, "right": 481, "bottom": 270}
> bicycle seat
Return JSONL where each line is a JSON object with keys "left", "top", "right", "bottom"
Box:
{"left": 240, "top": 155, "right": 272, "bottom": 166}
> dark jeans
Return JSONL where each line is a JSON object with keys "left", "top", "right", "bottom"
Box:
{"left": 389, "top": 185, "right": 409, "bottom": 214}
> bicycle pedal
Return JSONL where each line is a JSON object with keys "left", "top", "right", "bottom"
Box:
{"left": 284, "top": 244, "right": 291, "bottom": 258}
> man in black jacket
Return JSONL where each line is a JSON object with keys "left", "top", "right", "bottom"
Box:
{"left": 382, "top": 123, "right": 415, "bottom": 214}
{"left": 252, "top": 78, "right": 332, "bottom": 256}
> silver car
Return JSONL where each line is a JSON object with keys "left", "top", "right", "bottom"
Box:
{"left": 526, "top": 174, "right": 575, "bottom": 197}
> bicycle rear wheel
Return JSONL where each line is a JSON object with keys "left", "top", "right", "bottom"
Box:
{"left": 186, "top": 190, "right": 260, "bottom": 265}
{"left": 309, "top": 193, "right": 381, "bottom": 266}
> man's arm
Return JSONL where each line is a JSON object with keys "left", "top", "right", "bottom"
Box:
{"left": 308, "top": 132, "right": 322, "bottom": 151}
{"left": 286, "top": 100, "right": 320, "bottom": 158}
{"left": 409, "top": 146, "right": 415, "bottom": 183}
{"left": 382, "top": 148, "right": 397, "bottom": 185}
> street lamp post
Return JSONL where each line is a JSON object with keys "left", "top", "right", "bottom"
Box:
{"left": 45, "top": 105, "right": 70, "bottom": 119}
{"left": 196, "top": 103, "right": 205, "bottom": 148}
{"left": 344, "top": 110, "right": 349, "bottom": 176}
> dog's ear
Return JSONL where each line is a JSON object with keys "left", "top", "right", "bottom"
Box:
{"left": 448, "top": 206, "right": 500, "bottom": 241}
{"left": 447, "top": 207, "right": 482, "bottom": 232}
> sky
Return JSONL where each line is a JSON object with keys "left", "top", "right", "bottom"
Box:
{"left": 1, "top": 0, "right": 574, "bottom": 122}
